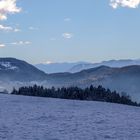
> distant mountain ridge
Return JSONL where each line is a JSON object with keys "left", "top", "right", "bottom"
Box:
{"left": 69, "top": 59, "right": 140, "bottom": 73}
{"left": 35, "top": 62, "right": 89, "bottom": 74}
{"left": 35, "top": 59, "right": 140, "bottom": 73}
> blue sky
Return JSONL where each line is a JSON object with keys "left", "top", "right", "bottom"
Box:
{"left": 0, "top": 0, "right": 140, "bottom": 64}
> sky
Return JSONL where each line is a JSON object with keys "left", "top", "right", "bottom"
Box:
{"left": 0, "top": 0, "right": 140, "bottom": 64}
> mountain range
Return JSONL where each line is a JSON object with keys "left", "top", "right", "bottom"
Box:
{"left": 0, "top": 57, "right": 140, "bottom": 101}
{"left": 48, "top": 65, "right": 140, "bottom": 101}
{"left": 35, "top": 59, "right": 140, "bottom": 73}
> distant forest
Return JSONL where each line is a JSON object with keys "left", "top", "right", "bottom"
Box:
{"left": 11, "top": 85, "right": 139, "bottom": 107}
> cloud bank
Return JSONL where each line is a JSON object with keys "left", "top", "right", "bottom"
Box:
{"left": 0, "top": 0, "right": 21, "bottom": 20}
{"left": 110, "top": 0, "right": 140, "bottom": 8}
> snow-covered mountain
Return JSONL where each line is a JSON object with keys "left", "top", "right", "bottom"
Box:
{"left": 0, "top": 58, "right": 47, "bottom": 82}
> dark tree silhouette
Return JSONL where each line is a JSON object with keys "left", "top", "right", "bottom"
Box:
{"left": 11, "top": 85, "right": 139, "bottom": 107}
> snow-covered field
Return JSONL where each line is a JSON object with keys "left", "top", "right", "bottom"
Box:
{"left": 0, "top": 94, "right": 140, "bottom": 140}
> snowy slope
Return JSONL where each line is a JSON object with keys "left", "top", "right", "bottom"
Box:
{"left": 0, "top": 94, "right": 140, "bottom": 140}
{"left": 0, "top": 62, "right": 18, "bottom": 70}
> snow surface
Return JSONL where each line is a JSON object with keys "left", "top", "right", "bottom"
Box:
{"left": 0, "top": 62, "right": 18, "bottom": 70}
{"left": 0, "top": 94, "right": 140, "bottom": 140}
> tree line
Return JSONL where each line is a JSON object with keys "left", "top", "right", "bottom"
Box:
{"left": 11, "top": 85, "right": 139, "bottom": 106}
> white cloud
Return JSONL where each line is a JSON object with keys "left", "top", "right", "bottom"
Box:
{"left": 0, "top": 24, "right": 12, "bottom": 31}
{"left": 11, "top": 41, "right": 31, "bottom": 45}
{"left": 0, "top": 43, "right": 5, "bottom": 48}
{"left": 0, "top": 0, "right": 21, "bottom": 20}
{"left": 110, "top": 0, "right": 140, "bottom": 8}
{"left": 62, "top": 33, "right": 73, "bottom": 39}
{"left": 0, "top": 24, "right": 20, "bottom": 32}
